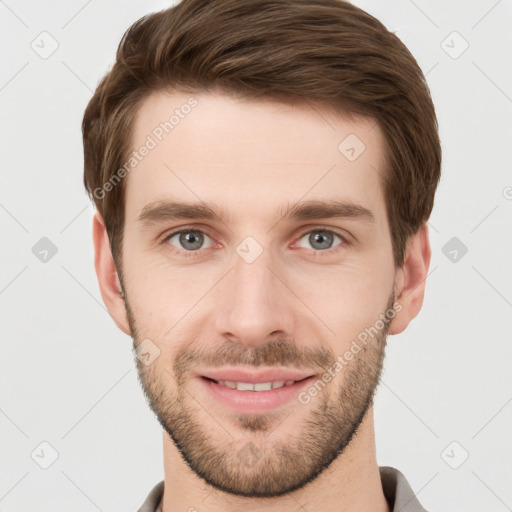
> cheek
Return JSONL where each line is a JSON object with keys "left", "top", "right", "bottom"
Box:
{"left": 285, "top": 255, "right": 394, "bottom": 340}
{"left": 302, "top": 280, "right": 390, "bottom": 343}
{"left": 124, "top": 256, "right": 216, "bottom": 343}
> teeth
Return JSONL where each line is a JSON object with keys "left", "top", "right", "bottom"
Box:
{"left": 216, "top": 380, "right": 297, "bottom": 391}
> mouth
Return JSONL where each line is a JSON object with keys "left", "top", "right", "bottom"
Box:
{"left": 201, "top": 375, "right": 310, "bottom": 391}
{"left": 196, "top": 370, "right": 317, "bottom": 412}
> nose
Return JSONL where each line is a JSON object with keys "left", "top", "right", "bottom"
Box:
{"left": 212, "top": 246, "right": 297, "bottom": 348}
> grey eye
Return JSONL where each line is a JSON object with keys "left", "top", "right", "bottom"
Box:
{"left": 167, "top": 230, "right": 213, "bottom": 251}
{"left": 297, "top": 230, "right": 343, "bottom": 251}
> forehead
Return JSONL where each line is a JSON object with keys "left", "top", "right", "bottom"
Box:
{"left": 125, "top": 90, "right": 388, "bottom": 227}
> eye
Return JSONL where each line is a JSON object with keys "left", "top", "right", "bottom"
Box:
{"left": 164, "top": 229, "right": 214, "bottom": 253}
{"left": 295, "top": 229, "right": 346, "bottom": 252}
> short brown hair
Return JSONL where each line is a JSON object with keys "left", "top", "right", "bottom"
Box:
{"left": 83, "top": 0, "right": 441, "bottom": 271}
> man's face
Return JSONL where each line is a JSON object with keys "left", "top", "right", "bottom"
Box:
{"left": 120, "top": 90, "right": 398, "bottom": 497}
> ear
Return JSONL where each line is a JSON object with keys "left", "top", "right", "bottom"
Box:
{"left": 92, "top": 211, "right": 131, "bottom": 336}
{"left": 388, "top": 222, "right": 431, "bottom": 335}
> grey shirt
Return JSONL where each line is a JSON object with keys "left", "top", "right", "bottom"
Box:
{"left": 137, "top": 466, "right": 428, "bottom": 512}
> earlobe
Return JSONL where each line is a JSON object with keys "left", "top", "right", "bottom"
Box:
{"left": 92, "top": 211, "right": 131, "bottom": 336}
{"left": 388, "top": 223, "right": 431, "bottom": 335}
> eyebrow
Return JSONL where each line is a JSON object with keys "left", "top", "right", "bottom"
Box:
{"left": 136, "top": 198, "right": 375, "bottom": 227}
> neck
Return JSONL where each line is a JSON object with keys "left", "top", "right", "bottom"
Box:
{"left": 160, "top": 406, "right": 390, "bottom": 512}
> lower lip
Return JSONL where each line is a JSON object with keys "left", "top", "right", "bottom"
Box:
{"left": 198, "top": 376, "right": 316, "bottom": 412}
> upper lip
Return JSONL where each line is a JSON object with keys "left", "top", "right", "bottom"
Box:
{"left": 197, "top": 367, "right": 316, "bottom": 384}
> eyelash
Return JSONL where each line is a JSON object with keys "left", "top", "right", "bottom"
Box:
{"left": 161, "top": 226, "right": 351, "bottom": 258}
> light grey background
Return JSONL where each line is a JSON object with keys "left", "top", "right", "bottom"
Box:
{"left": 1, "top": 1, "right": 511, "bottom": 511}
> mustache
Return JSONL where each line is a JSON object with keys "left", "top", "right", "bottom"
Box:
{"left": 172, "top": 339, "right": 335, "bottom": 377}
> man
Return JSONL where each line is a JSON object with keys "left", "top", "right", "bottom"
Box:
{"left": 82, "top": 0, "right": 441, "bottom": 510}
